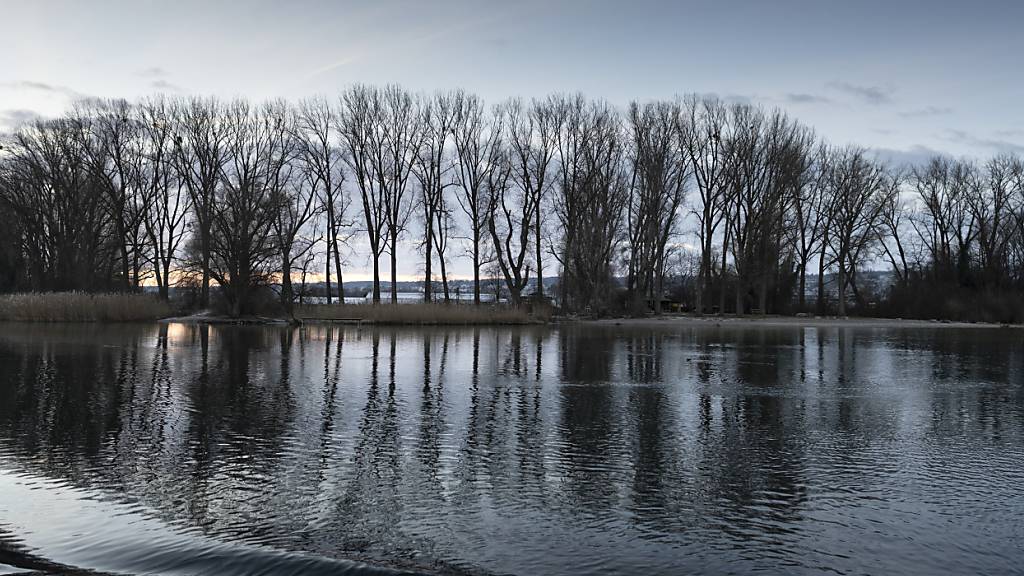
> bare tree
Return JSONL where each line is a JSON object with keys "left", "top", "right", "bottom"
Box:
{"left": 551, "top": 95, "right": 630, "bottom": 314}
{"left": 680, "top": 95, "right": 732, "bottom": 314}
{"left": 626, "top": 100, "right": 689, "bottom": 313}
{"left": 171, "top": 96, "right": 229, "bottom": 308}
{"left": 76, "top": 99, "right": 152, "bottom": 289}
{"left": 505, "top": 97, "right": 558, "bottom": 300}
{"left": 267, "top": 101, "right": 321, "bottom": 313}
{"left": 337, "top": 85, "right": 421, "bottom": 303}
{"left": 337, "top": 85, "right": 388, "bottom": 303}
{"left": 138, "top": 96, "right": 191, "bottom": 300}
{"left": 824, "top": 147, "right": 893, "bottom": 315}
{"left": 910, "top": 156, "right": 979, "bottom": 285}
{"left": 485, "top": 121, "right": 534, "bottom": 305}
{"left": 206, "top": 100, "right": 288, "bottom": 316}
{"left": 452, "top": 91, "right": 501, "bottom": 304}
{"left": 413, "top": 91, "right": 458, "bottom": 302}
{"left": 877, "top": 168, "right": 915, "bottom": 287}
{"left": 724, "top": 105, "right": 798, "bottom": 314}
{"left": 969, "top": 155, "right": 1021, "bottom": 287}
{"left": 296, "top": 97, "right": 348, "bottom": 303}
{"left": 786, "top": 130, "right": 823, "bottom": 311}
{"left": 0, "top": 118, "right": 114, "bottom": 290}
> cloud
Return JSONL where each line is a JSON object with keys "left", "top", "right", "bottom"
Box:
{"left": 137, "top": 67, "right": 167, "bottom": 78}
{"left": 943, "top": 129, "right": 1024, "bottom": 155}
{"left": 871, "top": 145, "right": 946, "bottom": 168}
{"left": 995, "top": 129, "right": 1024, "bottom": 138}
{"left": 826, "top": 81, "right": 894, "bottom": 105}
{"left": 0, "top": 80, "right": 85, "bottom": 99}
{"left": 899, "top": 106, "right": 953, "bottom": 118}
{"left": 784, "top": 93, "right": 832, "bottom": 105}
{"left": 695, "top": 91, "right": 753, "bottom": 105}
{"left": 0, "top": 109, "right": 43, "bottom": 131}
{"left": 150, "top": 79, "right": 180, "bottom": 92}
{"left": 305, "top": 54, "right": 361, "bottom": 80}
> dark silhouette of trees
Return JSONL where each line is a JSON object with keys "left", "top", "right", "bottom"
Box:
{"left": 206, "top": 100, "right": 292, "bottom": 317}
{"left": 625, "top": 100, "right": 690, "bottom": 314}
{"left": 485, "top": 108, "right": 534, "bottom": 306}
{"left": 171, "top": 97, "right": 229, "bottom": 307}
{"left": 412, "top": 92, "right": 458, "bottom": 302}
{"left": 296, "top": 97, "right": 348, "bottom": 304}
{"left": 451, "top": 91, "right": 500, "bottom": 304}
{"left": 0, "top": 118, "right": 115, "bottom": 291}
{"left": 139, "top": 96, "right": 190, "bottom": 301}
{"left": 552, "top": 96, "right": 630, "bottom": 314}
{"left": 2, "top": 85, "right": 1023, "bottom": 321}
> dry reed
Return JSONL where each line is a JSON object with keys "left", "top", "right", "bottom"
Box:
{"left": 0, "top": 292, "right": 173, "bottom": 322}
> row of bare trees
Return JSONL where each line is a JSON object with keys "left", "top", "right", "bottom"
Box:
{"left": 2, "top": 86, "right": 1023, "bottom": 318}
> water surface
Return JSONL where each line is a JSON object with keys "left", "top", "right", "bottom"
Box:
{"left": 0, "top": 322, "right": 1022, "bottom": 575}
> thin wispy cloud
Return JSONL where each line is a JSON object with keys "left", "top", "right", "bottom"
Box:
{"left": 785, "top": 93, "right": 832, "bottom": 105}
{"left": 871, "top": 144, "right": 947, "bottom": 168}
{"left": 0, "top": 108, "right": 43, "bottom": 130}
{"left": 150, "top": 79, "right": 180, "bottom": 92}
{"left": 696, "top": 92, "right": 753, "bottom": 105}
{"left": 900, "top": 106, "right": 953, "bottom": 118}
{"left": 305, "top": 9, "right": 508, "bottom": 82}
{"left": 944, "top": 129, "right": 1024, "bottom": 154}
{"left": 136, "top": 67, "right": 168, "bottom": 78}
{"left": 305, "top": 54, "right": 362, "bottom": 80}
{"left": 0, "top": 81, "right": 85, "bottom": 99}
{"left": 827, "top": 81, "right": 894, "bottom": 105}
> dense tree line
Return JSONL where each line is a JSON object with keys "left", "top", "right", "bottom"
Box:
{"left": 1, "top": 86, "right": 1023, "bottom": 319}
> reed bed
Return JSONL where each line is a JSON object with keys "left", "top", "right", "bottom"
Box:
{"left": 295, "top": 302, "right": 542, "bottom": 325}
{"left": 0, "top": 292, "right": 172, "bottom": 322}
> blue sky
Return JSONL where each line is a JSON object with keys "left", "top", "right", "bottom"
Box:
{"left": 2, "top": 0, "right": 1022, "bottom": 162}
{"left": 2, "top": 0, "right": 1022, "bottom": 278}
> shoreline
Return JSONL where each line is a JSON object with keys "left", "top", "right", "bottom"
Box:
{"left": 3, "top": 312, "right": 1019, "bottom": 329}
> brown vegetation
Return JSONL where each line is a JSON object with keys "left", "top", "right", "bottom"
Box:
{"left": 0, "top": 292, "right": 172, "bottom": 322}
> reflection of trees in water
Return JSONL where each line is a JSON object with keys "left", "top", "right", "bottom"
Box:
{"left": 687, "top": 328, "right": 811, "bottom": 535}
{"left": 556, "top": 328, "right": 620, "bottom": 512}
{"left": 622, "top": 331, "right": 692, "bottom": 533}
{"left": 2, "top": 324, "right": 1023, "bottom": 574}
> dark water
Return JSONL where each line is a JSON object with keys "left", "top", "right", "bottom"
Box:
{"left": 0, "top": 322, "right": 1023, "bottom": 575}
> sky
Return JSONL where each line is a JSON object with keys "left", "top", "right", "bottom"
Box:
{"left": 2, "top": 0, "right": 1022, "bottom": 280}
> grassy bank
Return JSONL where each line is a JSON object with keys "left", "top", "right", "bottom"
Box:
{"left": 0, "top": 292, "right": 173, "bottom": 322}
{"left": 295, "top": 302, "right": 543, "bottom": 325}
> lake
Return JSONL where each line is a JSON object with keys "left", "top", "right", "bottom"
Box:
{"left": 0, "top": 322, "right": 1022, "bottom": 575}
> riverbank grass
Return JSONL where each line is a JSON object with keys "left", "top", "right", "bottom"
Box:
{"left": 0, "top": 292, "right": 172, "bottom": 322}
{"left": 295, "top": 302, "right": 541, "bottom": 325}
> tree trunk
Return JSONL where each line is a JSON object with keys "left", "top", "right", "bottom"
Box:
{"left": 440, "top": 257, "right": 450, "bottom": 302}
{"left": 472, "top": 232, "right": 481, "bottom": 305}
{"left": 281, "top": 249, "right": 293, "bottom": 314}
{"left": 696, "top": 255, "right": 706, "bottom": 315}
{"left": 324, "top": 244, "right": 333, "bottom": 305}
{"left": 816, "top": 248, "right": 826, "bottom": 314}
{"left": 535, "top": 206, "right": 543, "bottom": 298}
{"left": 199, "top": 217, "right": 212, "bottom": 307}
{"left": 332, "top": 236, "right": 344, "bottom": 303}
{"left": 837, "top": 264, "right": 847, "bottom": 316}
{"left": 798, "top": 264, "right": 806, "bottom": 311}
{"left": 654, "top": 256, "right": 664, "bottom": 315}
{"left": 372, "top": 254, "right": 381, "bottom": 304}
{"left": 390, "top": 230, "right": 398, "bottom": 304}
